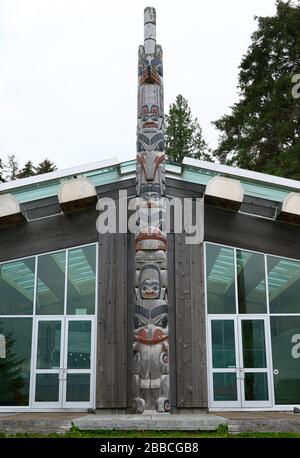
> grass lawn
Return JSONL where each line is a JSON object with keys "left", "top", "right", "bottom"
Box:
{"left": 1, "top": 425, "right": 300, "bottom": 438}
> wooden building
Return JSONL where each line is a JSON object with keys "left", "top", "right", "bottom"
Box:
{"left": 0, "top": 157, "right": 300, "bottom": 412}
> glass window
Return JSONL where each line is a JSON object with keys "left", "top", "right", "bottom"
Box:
{"left": 271, "top": 316, "right": 300, "bottom": 404}
{"left": 67, "top": 321, "right": 91, "bottom": 369}
{"left": 211, "top": 320, "right": 236, "bottom": 369}
{"left": 213, "top": 373, "right": 238, "bottom": 401}
{"left": 35, "top": 374, "right": 59, "bottom": 402}
{"left": 66, "top": 374, "right": 90, "bottom": 402}
{"left": 236, "top": 250, "right": 267, "bottom": 314}
{"left": 244, "top": 373, "right": 269, "bottom": 401}
{"left": 206, "top": 245, "right": 236, "bottom": 314}
{"left": 36, "top": 251, "right": 66, "bottom": 315}
{"left": 0, "top": 318, "right": 32, "bottom": 406}
{"left": 268, "top": 256, "right": 300, "bottom": 314}
{"left": 241, "top": 320, "right": 267, "bottom": 368}
{"left": 67, "top": 246, "right": 96, "bottom": 315}
{"left": 37, "top": 321, "right": 61, "bottom": 369}
{"left": 0, "top": 258, "right": 35, "bottom": 315}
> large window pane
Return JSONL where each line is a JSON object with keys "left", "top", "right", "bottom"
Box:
{"left": 0, "top": 258, "right": 35, "bottom": 315}
{"left": 237, "top": 250, "right": 267, "bottom": 314}
{"left": 67, "top": 246, "right": 96, "bottom": 315}
{"left": 213, "top": 373, "right": 237, "bottom": 401}
{"left": 211, "top": 320, "right": 236, "bottom": 369}
{"left": 37, "top": 321, "right": 61, "bottom": 369}
{"left": 206, "top": 244, "right": 236, "bottom": 314}
{"left": 36, "top": 251, "right": 66, "bottom": 315}
{"left": 271, "top": 317, "right": 300, "bottom": 404}
{"left": 35, "top": 374, "right": 59, "bottom": 402}
{"left": 0, "top": 318, "right": 32, "bottom": 406}
{"left": 268, "top": 256, "right": 300, "bottom": 313}
{"left": 244, "top": 373, "right": 269, "bottom": 401}
{"left": 66, "top": 374, "right": 90, "bottom": 402}
{"left": 67, "top": 321, "right": 91, "bottom": 369}
{"left": 241, "top": 320, "right": 267, "bottom": 368}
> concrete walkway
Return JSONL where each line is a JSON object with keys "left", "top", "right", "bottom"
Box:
{"left": 0, "top": 411, "right": 300, "bottom": 434}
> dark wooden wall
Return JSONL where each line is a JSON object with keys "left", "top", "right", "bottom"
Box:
{"left": 205, "top": 205, "right": 300, "bottom": 260}
{"left": 96, "top": 232, "right": 131, "bottom": 409}
{"left": 0, "top": 205, "right": 98, "bottom": 262}
{"left": 168, "top": 234, "right": 208, "bottom": 410}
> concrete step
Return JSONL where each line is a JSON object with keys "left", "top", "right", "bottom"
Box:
{"left": 228, "top": 419, "right": 300, "bottom": 434}
{"left": 0, "top": 420, "right": 72, "bottom": 435}
{"left": 73, "top": 414, "right": 228, "bottom": 431}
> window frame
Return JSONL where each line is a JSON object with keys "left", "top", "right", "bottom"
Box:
{"left": 0, "top": 242, "right": 98, "bottom": 411}
{"left": 205, "top": 241, "right": 300, "bottom": 411}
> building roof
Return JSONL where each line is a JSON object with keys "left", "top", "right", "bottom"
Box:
{"left": 0, "top": 156, "right": 299, "bottom": 204}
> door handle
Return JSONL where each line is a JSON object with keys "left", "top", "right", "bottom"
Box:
{"left": 58, "top": 369, "right": 67, "bottom": 380}
{"left": 236, "top": 368, "right": 245, "bottom": 380}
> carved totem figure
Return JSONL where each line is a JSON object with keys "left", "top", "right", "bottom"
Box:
{"left": 133, "top": 7, "right": 170, "bottom": 413}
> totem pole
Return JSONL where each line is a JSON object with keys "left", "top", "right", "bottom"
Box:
{"left": 133, "top": 7, "right": 169, "bottom": 413}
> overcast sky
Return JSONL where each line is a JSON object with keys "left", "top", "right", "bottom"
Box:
{"left": 0, "top": 0, "right": 277, "bottom": 170}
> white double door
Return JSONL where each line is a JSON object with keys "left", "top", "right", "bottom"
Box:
{"left": 208, "top": 316, "right": 273, "bottom": 409}
{"left": 31, "top": 316, "right": 95, "bottom": 409}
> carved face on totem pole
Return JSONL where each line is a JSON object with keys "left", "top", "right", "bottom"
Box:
{"left": 134, "top": 7, "right": 169, "bottom": 413}
{"left": 134, "top": 258, "right": 168, "bottom": 346}
{"left": 137, "top": 53, "right": 164, "bottom": 154}
{"left": 138, "top": 55, "right": 163, "bottom": 86}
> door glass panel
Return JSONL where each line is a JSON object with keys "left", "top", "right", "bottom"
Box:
{"left": 242, "top": 320, "right": 266, "bottom": 368}
{"left": 37, "top": 321, "right": 61, "bottom": 369}
{"left": 206, "top": 245, "right": 236, "bottom": 314}
{"left": 0, "top": 318, "right": 32, "bottom": 406}
{"left": 271, "top": 316, "right": 300, "bottom": 404}
{"left": 211, "top": 320, "right": 236, "bottom": 368}
{"left": 67, "top": 246, "right": 96, "bottom": 315}
{"left": 0, "top": 258, "right": 35, "bottom": 315}
{"left": 236, "top": 250, "right": 267, "bottom": 314}
{"left": 36, "top": 251, "right": 66, "bottom": 315}
{"left": 35, "top": 374, "right": 59, "bottom": 402}
{"left": 66, "top": 374, "right": 90, "bottom": 402}
{"left": 268, "top": 256, "right": 300, "bottom": 313}
{"left": 67, "top": 321, "right": 91, "bottom": 369}
{"left": 213, "top": 373, "right": 238, "bottom": 401}
{"left": 244, "top": 373, "right": 269, "bottom": 401}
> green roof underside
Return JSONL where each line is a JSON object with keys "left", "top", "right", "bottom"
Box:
{"left": 2, "top": 159, "right": 299, "bottom": 204}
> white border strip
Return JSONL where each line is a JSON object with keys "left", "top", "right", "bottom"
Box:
{"left": 0, "top": 157, "right": 119, "bottom": 193}
{"left": 183, "top": 157, "right": 300, "bottom": 191}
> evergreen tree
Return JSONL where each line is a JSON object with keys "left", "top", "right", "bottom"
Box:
{"left": 0, "top": 326, "right": 25, "bottom": 406}
{"left": 35, "top": 158, "right": 57, "bottom": 175}
{"left": 165, "top": 94, "right": 211, "bottom": 163}
{"left": 4, "top": 154, "right": 19, "bottom": 181}
{"left": 213, "top": 1, "right": 300, "bottom": 180}
{"left": 17, "top": 161, "right": 36, "bottom": 179}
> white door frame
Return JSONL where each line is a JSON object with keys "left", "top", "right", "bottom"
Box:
{"left": 208, "top": 316, "right": 241, "bottom": 409}
{"left": 237, "top": 316, "right": 273, "bottom": 408}
{"left": 31, "top": 316, "right": 96, "bottom": 409}
{"left": 208, "top": 315, "right": 273, "bottom": 409}
{"left": 62, "top": 316, "right": 96, "bottom": 409}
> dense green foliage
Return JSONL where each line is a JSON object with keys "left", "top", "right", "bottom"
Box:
{"left": 35, "top": 159, "right": 57, "bottom": 175}
{"left": 17, "top": 161, "right": 36, "bottom": 179}
{"left": 214, "top": 0, "right": 300, "bottom": 179}
{"left": 0, "top": 327, "right": 25, "bottom": 406}
{"left": 165, "top": 94, "right": 211, "bottom": 163}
